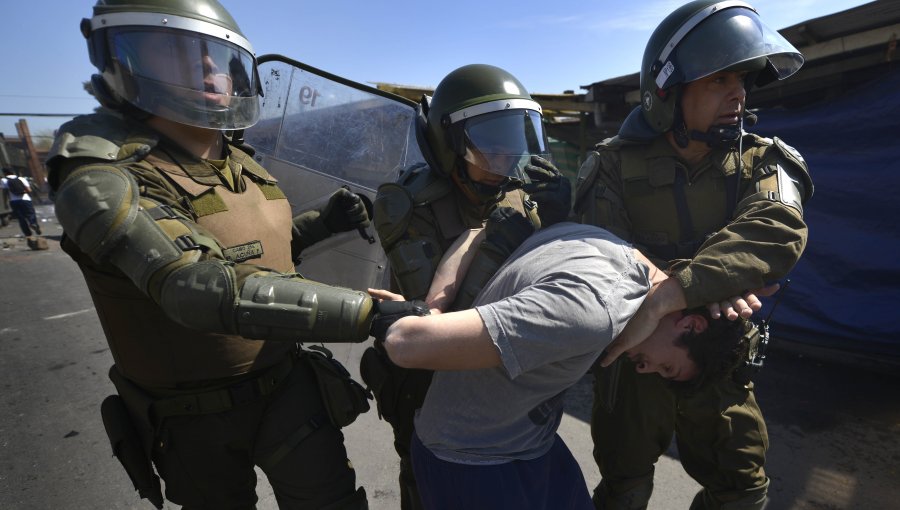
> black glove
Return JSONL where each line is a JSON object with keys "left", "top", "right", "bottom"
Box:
{"left": 321, "top": 187, "right": 371, "bottom": 234}
{"left": 484, "top": 206, "right": 535, "bottom": 258}
{"left": 370, "top": 300, "right": 430, "bottom": 342}
{"left": 521, "top": 155, "right": 572, "bottom": 227}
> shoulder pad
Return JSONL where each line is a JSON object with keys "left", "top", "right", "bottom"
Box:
{"left": 574, "top": 150, "right": 602, "bottom": 212}
{"left": 771, "top": 136, "right": 813, "bottom": 204}
{"left": 48, "top": 109, "right": 158, "bottom": 168}
{"left": 397, "top": 163, "right": 452, "bottom": 205}
{"left": 373, "top": 183, "right": 414, "bottom": 248}
{"left": 596, "top": 135, "right": 649, "bottom": 151}
{"left": 771, "top": 137, "right": 807, "bottom": 171}
{"left": 756, "top": 136, "right": 814, "bottom": 206}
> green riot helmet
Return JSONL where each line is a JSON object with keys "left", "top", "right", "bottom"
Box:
{"left": 622, "top": 0, "right": 804, "bottom": 139}
{"left": 81, "top": 0, "right": 261, "bottom": 130}
{"left": 420, "top": 64, "right": 550, "bottom": 200}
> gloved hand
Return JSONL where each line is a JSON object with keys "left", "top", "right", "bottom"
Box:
{"left": 483, "top": 206, "right": 535, "bottom": 258}
{"left": 321, "top": 187, "right": 371, "bottom": 234}
{"left": 370, "top": 300, "right": 430, "bottom": 343}
{"left": 521, "top": 155, "right": 572, "bottom": 227}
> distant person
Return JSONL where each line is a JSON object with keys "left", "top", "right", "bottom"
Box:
{"left": 573, "top": 1, "right": 813, "bottom": 508}
{"left": 370, "top": 219, "right": 752, "bottom": 510}
{"left": 1, "top": 168, "right": 41, "bottom": 237}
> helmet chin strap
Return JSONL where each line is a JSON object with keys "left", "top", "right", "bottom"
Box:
{"left": 689, "top": 123, "right": 741, "bottom": 149}
{"left": 675, "top": 110, "right": 758, "bottom": 150}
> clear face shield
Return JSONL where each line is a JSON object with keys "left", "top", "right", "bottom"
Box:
{"left": 105, "top": 26, "right": 260, "bottom": 130}
{"left": 456, "top": 108, "right": 550, "bottom": 191}
{"left": 664, "top": 6, "right": 804, "bottom": 88}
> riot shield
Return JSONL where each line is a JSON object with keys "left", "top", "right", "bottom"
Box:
{"left": 244, "top": 54, "right": 424, "bottom": 291}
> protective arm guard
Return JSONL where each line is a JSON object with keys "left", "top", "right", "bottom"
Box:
{"left": 54, "top": 164, "right": 186, "bottom": 291}
{"left": 56, "top": 164, "right": 375, "bottom": 343}
{"left": 235, "top": 275, "right": 374, "bottom": 342}
{"left": 159, "top": 265, "right": 375, "bottom": 343}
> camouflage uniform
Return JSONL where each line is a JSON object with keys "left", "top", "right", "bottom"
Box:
{"left": 574, "top": 132, "right": 812, "bottom": 509}
{"left": 48, "top": 109, "right": 371, "bottom": 510}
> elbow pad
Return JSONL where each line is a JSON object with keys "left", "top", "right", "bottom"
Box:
{"left": 54, "top": 165, "right": 184, "bottom": 291}
{"left": 159, "top": 260, "right": 237, "bottom": 334}
{"left": 237, "top": 275, "right": 375, "bottom": 342}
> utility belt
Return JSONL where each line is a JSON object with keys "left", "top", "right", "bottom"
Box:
{"left": 100, "top": 347, "right": 370, "bottom": 507}
{"left": 149, "top": 353, "right": 295, "bottom": 419}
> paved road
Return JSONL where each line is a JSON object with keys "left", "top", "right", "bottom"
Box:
{"left": 1, "top": 205, "right": 898, "bottom": 509}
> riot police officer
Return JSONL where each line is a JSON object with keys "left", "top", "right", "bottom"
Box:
{"left": 48, "top": 1, "right": 386, "bottom": 508}
{"left": 361, "top": 64, "right": 570, "bottom": 510}
{"left": 573, "top": 1, "right": 813, "bottom": 509}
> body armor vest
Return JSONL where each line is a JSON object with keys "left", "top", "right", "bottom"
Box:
{"left": 583, "top": 136, "right": 759, "bottom": 262}
{"left": 54, "top": 115, "right": 295, "bottom": 388}
{"left": 377, "top": 163, "right": 538, "bottom": 302}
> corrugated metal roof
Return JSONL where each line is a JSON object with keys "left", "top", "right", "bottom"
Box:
{"left": 779, "top": 0, "right": 898, "bottom": 44}
{"left": 581, "top": 0, "right": 900, "bottom": 119}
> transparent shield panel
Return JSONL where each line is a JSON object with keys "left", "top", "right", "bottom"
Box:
{"left": 243, "top": 56, "right": 423, "bottom": 291}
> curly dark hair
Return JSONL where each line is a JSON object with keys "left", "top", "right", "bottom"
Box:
{"left": 672, "top": 307, "right": 753, "bottom": 391}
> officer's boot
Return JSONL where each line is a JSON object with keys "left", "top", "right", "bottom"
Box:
{"left": 592, "top": 476, "right": 654, "bottom": 510}
{"left": 320, "top": 487, "right": 368, "bottom": 510}
{"left": 689, "top": 479, "right": 769, "bottom": 510}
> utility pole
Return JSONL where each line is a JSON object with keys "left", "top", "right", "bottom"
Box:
{"left": 15, "top": 119, "right": 46, "bottom": 189}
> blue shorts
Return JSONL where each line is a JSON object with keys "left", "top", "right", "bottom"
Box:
{"left": 410, "top": 430, "right": 592, "bottom": 510}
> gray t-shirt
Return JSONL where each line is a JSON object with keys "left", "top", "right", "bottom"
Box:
{"left": 414, "top": 222, "right": 651, "bottom": 465}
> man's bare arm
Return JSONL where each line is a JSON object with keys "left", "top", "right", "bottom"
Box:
{"left": 425, "top": 228, "right": 485, "bottom": 312}
{"left": 383, "top": 309, "right": 501, "bottom": 370}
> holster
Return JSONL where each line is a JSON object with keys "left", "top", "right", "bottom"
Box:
{"left": 359, "top": 344, "right": 433, "bottom": 441}
{"left": 302, "top": 346, "right": 371, "bottom": 428}
{"left": 359, "top": 345, "right": 405, "bottom": 421}
{"left": 102, "top": 367, "right": 164, "bottom": 509}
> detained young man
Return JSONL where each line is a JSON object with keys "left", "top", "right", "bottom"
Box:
{"left": 369, "top": 220, "right": 754, "bottom": 510}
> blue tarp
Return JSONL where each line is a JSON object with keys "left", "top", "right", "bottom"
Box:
{"left": 750, "top": 67, "right": 900, "bottom": 358}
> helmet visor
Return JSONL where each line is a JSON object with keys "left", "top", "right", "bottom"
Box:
{"left": 665, "top": 7, "right": 803, "bottom": 88}
{"left": 460, "top": 109, "right": 549, "bottom": 179}
{"left": 106, "top": 26, "right": 259, "bottom": 129}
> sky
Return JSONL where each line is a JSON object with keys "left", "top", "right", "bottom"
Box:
{"left": 1, "top": 0, "right": 871, "bottom": 146}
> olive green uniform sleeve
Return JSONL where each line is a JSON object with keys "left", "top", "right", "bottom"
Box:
{"left": 575, "top": 138, "right": 811, "bottom": 309}
{"left": 670, "top": 146, "right": 809, "bottom": 308}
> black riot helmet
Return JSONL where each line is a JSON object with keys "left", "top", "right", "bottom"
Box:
{"left": 620, "top": 0, "right": 804, "bottom": 141}
{"left": 416, "top": 64, "right": 550, "bottom": 201}
{"left": 81, "top": 0, "right": 262, "bottom": 130}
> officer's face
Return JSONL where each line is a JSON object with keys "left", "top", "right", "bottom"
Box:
{"left": 135, "top": 35, "right": 233, "bottom": 106}
{"left": 465, "top": 160, "right": 509, "bottom": 187}
{"left": 681, "top": 71, "right": 748, "bottom": 132}
{"left": 625, "top": 311, "right": 700, "bottom": 382}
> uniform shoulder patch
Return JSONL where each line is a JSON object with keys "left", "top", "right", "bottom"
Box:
{"left": 772, "top": 137, "right": 807, "bottom": 170}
